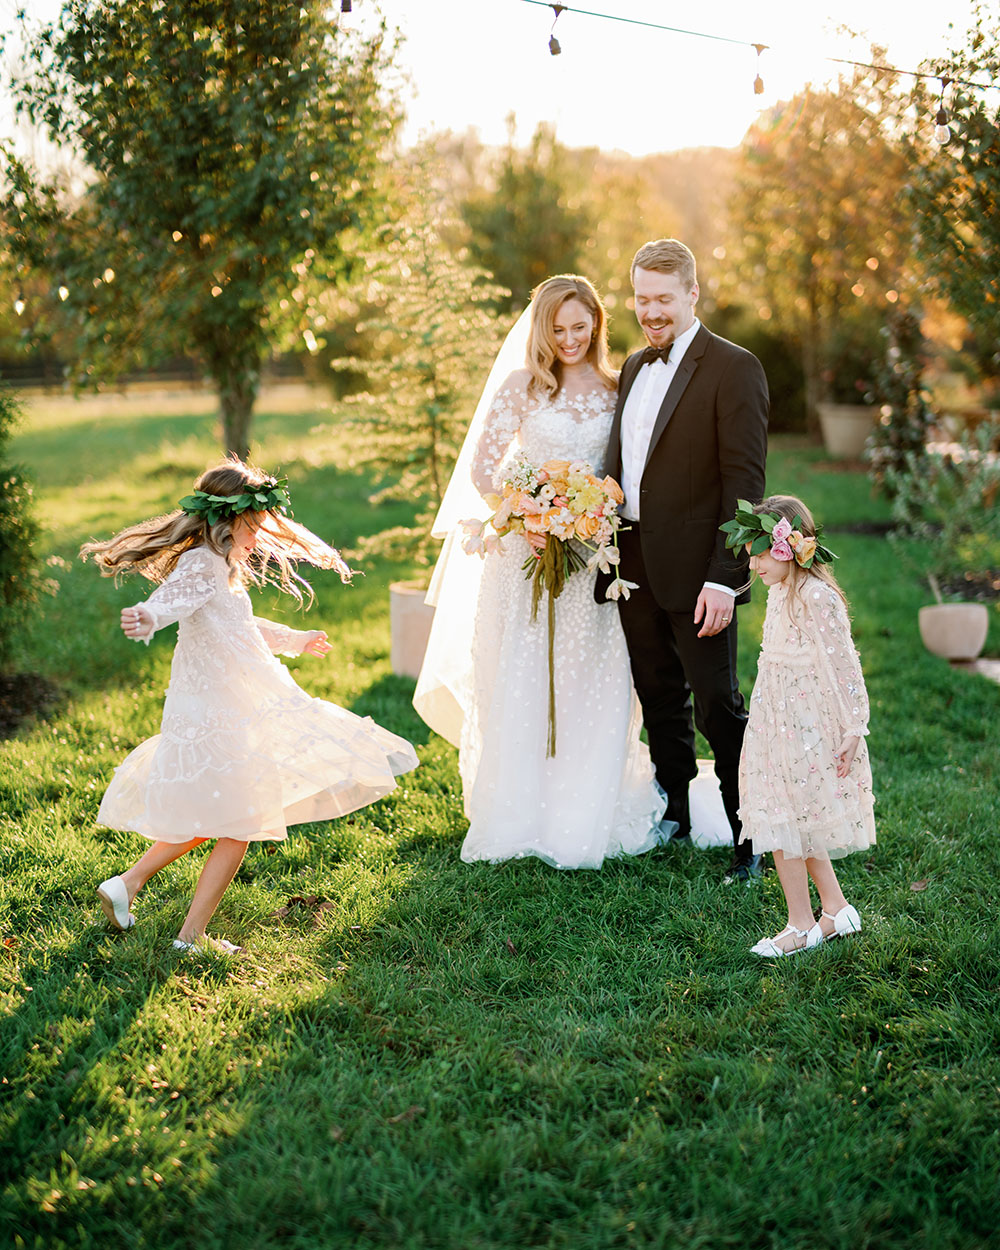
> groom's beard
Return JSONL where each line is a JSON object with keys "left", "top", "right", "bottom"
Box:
{"left": 640, "top": 318, "right": 677, "bottom": 344}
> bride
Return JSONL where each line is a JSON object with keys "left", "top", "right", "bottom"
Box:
{"left": 414, "top": 275, "right": 667, "bottom": 869}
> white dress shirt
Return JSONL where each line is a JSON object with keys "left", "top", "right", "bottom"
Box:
{"left": 619, "top": 317, "right": 734, "bottom": 599}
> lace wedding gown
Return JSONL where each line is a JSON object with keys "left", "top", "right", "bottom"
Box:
{"left": 98, "top": 547, "right": 418, "bottom": 843}
{"left": 456, "top": 370, "right": 665, "bottom": 868}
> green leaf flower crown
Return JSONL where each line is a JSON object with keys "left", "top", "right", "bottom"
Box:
{"left": 178, "top": 476, "right": 291, "bottom": 527}
{"left": 720, "top": 499, "right": 837, "bottom": 569}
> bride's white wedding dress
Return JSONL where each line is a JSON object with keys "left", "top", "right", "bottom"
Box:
{"left": 431, "top": 369, "right": 665, "bottom": 869}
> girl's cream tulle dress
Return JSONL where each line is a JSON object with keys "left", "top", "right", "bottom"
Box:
{"left": 98, "top": 548, "right": 418, "bottom": 843}
{"left": 738, "top": 577, "right": 876, "bottom": 861}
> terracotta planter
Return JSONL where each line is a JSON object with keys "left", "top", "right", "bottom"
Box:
{"left": 389, "top": 580, "right": 435, "bottom": 679}
{"left": 918, "top": 602, "right": 989, "bottom": 662}
{"left": 817, "top": 402, "right": 876, "bottom": 459}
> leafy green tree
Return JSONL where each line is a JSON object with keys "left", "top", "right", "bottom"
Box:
{"left": 728, "top": 65, "right": 918, "bottom": 430}
{"left": 2, "top": 0, "right": 399, "bottom": 455}
{"left": 0, "top": 383, "right": 44, "bottom": 673}
{"left": 907, "top": 1, "right": 1000, "bottom": 382}
{"left": 333, "top": 161, "right": 510, "bottom": 561}
{"left": 461, "top": 121, "right": 591, "bottom": 312}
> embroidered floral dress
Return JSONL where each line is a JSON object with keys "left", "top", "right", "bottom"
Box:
{"left": 738, "top": 576, "right": 876, "bottom": 860}
{"left": 98, "top": 547, "right": 418, "bottom": 843}
{"left": 459, "top": 370, "right": 665, "bottom": 869}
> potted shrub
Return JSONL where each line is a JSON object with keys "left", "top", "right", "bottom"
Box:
{"left": 888, "top": 421, "right": 1000, "bottom": 661}
{"left": 816, "top": 318, "right": 881, "bottom": 459}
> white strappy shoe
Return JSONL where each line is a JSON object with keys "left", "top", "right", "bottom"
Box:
{"left": 750, "top": 923, "right": 822, "bottom": 958}
{"left": 97, "top": 876, "right": 135, "bottom": 931}
{"left": 171, "top": 936, "right": 243, "bottom": 956}
{"left": 815, "top": 904, "right": 862, "bottom": 941}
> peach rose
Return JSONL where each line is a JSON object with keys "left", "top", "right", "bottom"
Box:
{"left": 543, "top": 459, "right": 572, "bottom": 477}
{"left": 574, "top": 514, "right": 601, "bottom": 539}
{"left": 601, "top": 475, "right": 625, "bottom": 505}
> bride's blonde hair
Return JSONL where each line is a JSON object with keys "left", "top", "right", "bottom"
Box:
{"left": 80, "top": 457, "right": 351, "bottom": 605}
{"left": 525, "top": 275, "right": 617, "bottom": 399}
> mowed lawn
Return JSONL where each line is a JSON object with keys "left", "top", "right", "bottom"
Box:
{"left": 2, "top": 386, "right": 999, "bottom": 1250}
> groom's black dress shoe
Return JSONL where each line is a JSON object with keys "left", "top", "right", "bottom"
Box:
{"left": 723, "top": 853, "right": 764, "bottom": 885}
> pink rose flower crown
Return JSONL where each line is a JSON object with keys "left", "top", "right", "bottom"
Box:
{"left": 720, "top": 500, "right": 837, "bottom": 569}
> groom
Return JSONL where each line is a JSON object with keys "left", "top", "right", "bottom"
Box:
{"left": 598, "top": 238, "right": 769, "bottom": 882}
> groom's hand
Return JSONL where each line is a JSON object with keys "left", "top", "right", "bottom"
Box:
{"left": 694, "top": 587, "right": 734, "bottom": 638}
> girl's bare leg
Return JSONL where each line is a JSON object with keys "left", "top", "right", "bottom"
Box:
{"left": 119, "top": 837, "right": 208, "bottom": 904}
{"left": 176, "top": 838, "right": 249, "bottom": 943}
{"left": 805, "top": 857, "right": 850, "bottom": 937}
{"left": 768, "top": 850, "right": 816, "bottom": 951}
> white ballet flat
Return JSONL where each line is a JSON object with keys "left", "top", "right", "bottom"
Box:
{"left": 97, "top": 877, "right": 135, "bottom": 930}
{"left": 750, "top": 923, "right": 821, "bottom": 959}
{"left": 171, "top": 936, "right": 243, "bottom": 956}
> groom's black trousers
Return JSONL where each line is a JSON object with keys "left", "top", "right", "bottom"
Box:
{"left": 614, "top": 528, "right": 749, "bottom": 854}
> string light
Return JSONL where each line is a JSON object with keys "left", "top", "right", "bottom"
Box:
{"left": 521, "top": 0, "right": 997, "bottom": 100}
{"left": 934, "top": 76, "right": 952, "bottom": 145}
{"left": 549, "top": 4, "right": 564, "bottom": 56}
{"left": 14, "top": 291, "right": 25, "bottom": 316}
{"left": 753, "top": 42, "right": 767, "bottom": 96}
{"left": 58, "top": 283, "right": 69, "bottom": 301}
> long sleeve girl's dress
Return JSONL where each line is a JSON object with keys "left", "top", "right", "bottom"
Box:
{"left": 447, "top": 371, "right": 665, "bottom": 869}
{"left": 738, "top": 576, "right": 876, "bottom": 860}
{"left": 98, "top": 547, "right": 418, "bottom": 843}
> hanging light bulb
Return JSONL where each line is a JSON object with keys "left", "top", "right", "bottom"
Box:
{"left": 14, "top": 291, "right": 25, "bottom": 316}
{"left": 549, "top": 4, "right": 564, "bottom": 56}
{"left": 58, "top": 284, "right": 69, "bottom": 301}
{"left": 934, "top": 77, "right": 952, "bottom": 145}
{"left": 752, "top": 43, "right": 767, "bottom": 97}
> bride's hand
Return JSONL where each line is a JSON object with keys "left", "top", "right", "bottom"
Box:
{"left": 525, "top": 532, "right": 547, "bottom": 554}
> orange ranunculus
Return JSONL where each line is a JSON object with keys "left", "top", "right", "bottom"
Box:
{"left": 791, "top": 532, "right": 817, "bottom": 564}
{"left": 601, "top": 475, "right": 625, "bottom": 505}
{"left": 574, "top": 514, "right": 601, "bottom": 539}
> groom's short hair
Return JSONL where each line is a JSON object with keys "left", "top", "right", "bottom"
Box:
{"left": 631, "top": 239, "right": 697, "bottom": 289}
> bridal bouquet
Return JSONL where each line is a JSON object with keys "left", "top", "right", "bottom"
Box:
{"left": 462, "top": 457, "right": 636, "bottom": 755}
{"left": 462, "top": 456, "right": 635, "bottom": 602}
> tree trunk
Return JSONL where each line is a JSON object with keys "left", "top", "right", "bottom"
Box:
{"left": 209, "top": 353, "right": 261, "bottom": 459}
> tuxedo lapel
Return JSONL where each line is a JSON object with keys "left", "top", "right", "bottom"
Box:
{"left": 643, "top": 325, "right": 709, "bottom": 469}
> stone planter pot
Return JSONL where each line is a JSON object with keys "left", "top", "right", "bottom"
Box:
{"left": 389, "top": 580, "right": 435, "bottom": 679}
{"left": 817, "top": 402, "right": 876, "bottom": 459}
{"left": 918, "top": 602, "right": 989, "bottom": 662}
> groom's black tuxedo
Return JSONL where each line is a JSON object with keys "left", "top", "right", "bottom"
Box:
{"left": 597, "top": 323, "right": 768, "bottom": 851}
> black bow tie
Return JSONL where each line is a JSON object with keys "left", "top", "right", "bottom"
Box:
{"left": 640, "top": 344, "right": 672, "bottom": 366}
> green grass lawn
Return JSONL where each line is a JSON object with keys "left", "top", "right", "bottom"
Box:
{"left": 2, "top": 392, "right": 999, "bottom": 1250}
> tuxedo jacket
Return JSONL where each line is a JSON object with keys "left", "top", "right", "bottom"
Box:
{"left": 597, "top": 323, "right": 769, "bottom": 612}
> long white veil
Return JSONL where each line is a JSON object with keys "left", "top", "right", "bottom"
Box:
{"left": 412, "top": 304, "right": 532, "bottom": 747}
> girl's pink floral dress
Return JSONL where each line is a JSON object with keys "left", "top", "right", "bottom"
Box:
{"left": 738, "top": 577, "right": 876, "bottom": 861}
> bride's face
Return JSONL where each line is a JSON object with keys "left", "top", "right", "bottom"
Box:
{"left": 551, "top": 297, "right": 595, "bottom": 367}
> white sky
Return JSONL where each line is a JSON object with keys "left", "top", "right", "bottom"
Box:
{"left": 0, "top": 0, "right": 985, "bottom": 158}
{"left": 384, "top": 0, "right": 982, "bottom": 154}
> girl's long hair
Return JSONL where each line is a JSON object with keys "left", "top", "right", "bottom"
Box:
{"left": 525, "top": 275, "right": 617, "bottom": 399}
{"left": 80, "top": 458, "right": 351, "bottom": 605}
{"left": 752, "top": 494, "right": 847, "bottom": 613}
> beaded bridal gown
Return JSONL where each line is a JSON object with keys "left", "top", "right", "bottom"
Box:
{"left": 449, "top": 370, "right": 665, "bottom": 869}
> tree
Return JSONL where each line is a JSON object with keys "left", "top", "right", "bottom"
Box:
{"left": 333, "top": 158, "right": 510, "bottom": 561}
{"left": 2, "top": 0, "right": 399, "bottom": 455}
{"left": 461, "top": 121, "right": 591, "bottom": 312}
{"left": 907, "top": 2, "right": 1000, "bottom": 383}
{"left": 0, "top": 383, "right": 44, "bottom": 674}
{"left": 728, "top": 65, "right": 918, "bottom": 431}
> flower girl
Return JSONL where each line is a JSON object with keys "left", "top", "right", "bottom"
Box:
{"left": 82, "top": 458, "right": 418, "bottom": 953}
{"left": 721, "top": 494, "right": 876, "bottom": 957}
